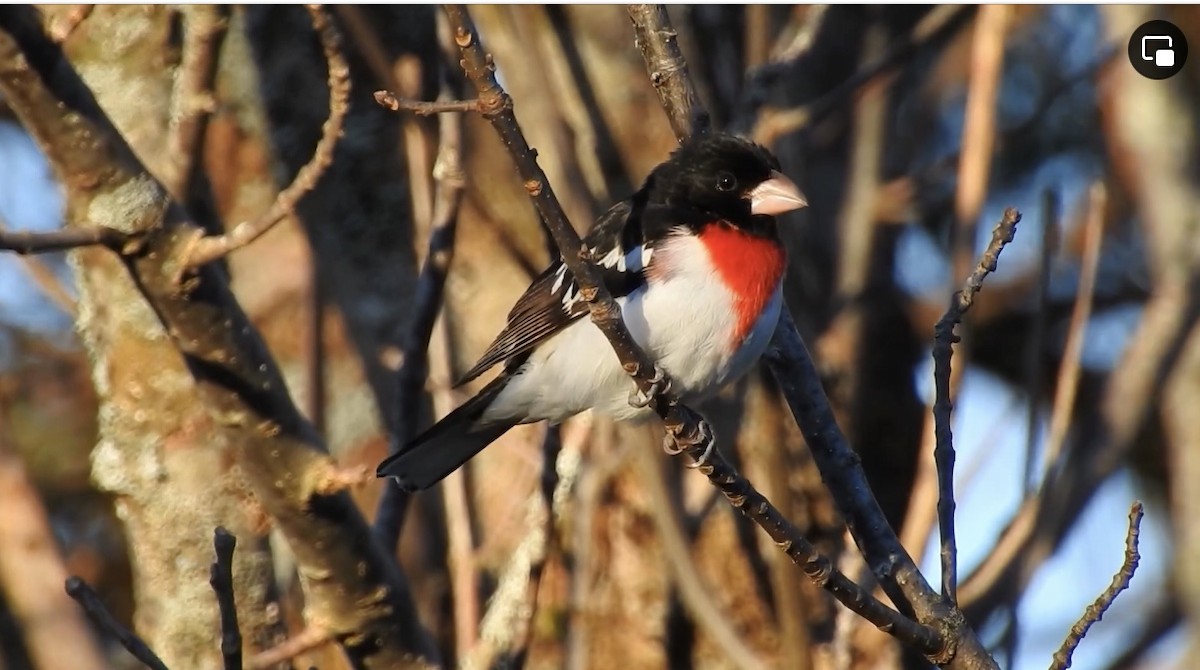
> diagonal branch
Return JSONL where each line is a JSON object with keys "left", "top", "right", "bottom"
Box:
{"left": 444, "top": 4, "right": 948, "bottom": 661}
{"left": 627, "top": 5, "right": 710, "bottom": 140}
{"left": 66, "top": 577, "right": 170, "bottom": 670}
{"left": 933, "top": 207, "right": 1021, "bottom": 606}
{"left": 184, "top": 5, "right": 349, "bottom": 268}
{"left": 1049, "top": 501, "right": 1143, "bottom": 670}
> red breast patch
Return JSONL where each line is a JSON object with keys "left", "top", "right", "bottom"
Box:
{"left": 698, "top": 222, "right": 786, "bottom": 345}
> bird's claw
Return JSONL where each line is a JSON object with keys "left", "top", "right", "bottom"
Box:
{"left": 628, "top": 364, "right": 671, "bottom": 408}
{"left": 662, "top": 421, "right": 717, "bottom": 468}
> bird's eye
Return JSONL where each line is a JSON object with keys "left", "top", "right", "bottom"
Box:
{"left": 716, "top": 172, "right": 737, "bottom": 192}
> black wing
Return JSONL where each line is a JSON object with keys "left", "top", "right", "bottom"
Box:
{"left": 457, "top": 199, "right": 650, "bottom": 385}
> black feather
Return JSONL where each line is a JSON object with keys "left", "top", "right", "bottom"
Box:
{"left": 377, "top": 375, "right": 513, "bottom": 491}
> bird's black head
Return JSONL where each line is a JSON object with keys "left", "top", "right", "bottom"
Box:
{"left": 643, "top": 133, "right": 806, "bottom": 222}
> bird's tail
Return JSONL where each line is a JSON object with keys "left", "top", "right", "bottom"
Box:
{"left": 377, "top": 375, "right": 515, "bottom": 492}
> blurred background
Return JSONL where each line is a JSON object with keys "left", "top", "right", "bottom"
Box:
{"left": 0, "top": 5, "right": 1197, "bottom": 670}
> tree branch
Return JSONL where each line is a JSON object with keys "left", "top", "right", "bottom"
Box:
{"left": 445, "top": 4, "right": 949, "bottom": 660}
{"left": 1049, "top": 501, "right": 1143, "bottom": 670}
{"left": 626, "top": 5, "right": 710, "bottom": 140}
{"left": 0, "top": 224, "right": 125, "bottom": 254}
{"left": 184, "top": 5, "right": 349, "bottom": 268}
{"left": 166, "top": 5, "right": 226, "bottom": 201}
{"left": 209, "top": 528, "right": 242, "bottom": 670}
{"left": 65, "top": 577, "right": 170, "bottom": 670}
{"left": 933, "top": 207, "right": 1021, "bottom": 606}
{"left": 374, "top": 89, "right": 478, "bottom": 115}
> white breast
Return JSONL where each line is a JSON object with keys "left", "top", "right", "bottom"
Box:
{"left": 483, "top": 234, "right": 782, "bottom": 425}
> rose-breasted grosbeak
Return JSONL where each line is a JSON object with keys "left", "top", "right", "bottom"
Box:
{"left": 378, "top": 133, "right": 806, "bottom": 491}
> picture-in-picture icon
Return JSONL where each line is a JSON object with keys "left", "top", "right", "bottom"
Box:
{"left": 1142, "top": 35, "right": 1174, "bottom": 67}
{"left": 1128, "top": 20, "right": 1187, "bottom": 79}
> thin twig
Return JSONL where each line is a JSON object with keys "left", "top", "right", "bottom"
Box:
{"left": 0, "top": 216, "right": 77, "bottom": 314}
{"left": 933, "top": 208, "right": 1021, "bottom": 606}
{"left": 1043, "top": 184, "right": 1106, "bottom": 475}
{"left": 248, "top": 626, "right": 334, "bottom": 669}
{"left": 448, "top": 3, "right": 950, "bottom": 659}
{"left": 374, "top": 90, "right": 478, "bottom": 115}
{"left": 65, "top": 577, "right": 170, "bottom": 670}
{"left": 0, "top": 225, "right": 125, "bottom": 254}
{"left": 1048, "top": 501, "right": 1143, "bottom": 670}
{"left": 626, "top": 5, "right": 711, "bottom": 139}
{"left": 166, "top": 6, "right": 227, "bottom": 201}
{"left": 209, "top": 527, "right": 243, "bottom": 670}
{"left": 185, "top": 5, "right": 349, "bottom": 268}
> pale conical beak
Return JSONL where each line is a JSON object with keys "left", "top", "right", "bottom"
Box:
{"left": 748, "top": 170, "right": 807, "bottom": 216}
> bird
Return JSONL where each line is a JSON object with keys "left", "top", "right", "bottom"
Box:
{"left": 378, "top": 132, "right": 807, "bottom": 492}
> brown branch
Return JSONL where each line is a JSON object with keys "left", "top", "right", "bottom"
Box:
{"left": 374, "top": 89, "right": 478, "bottom": 115}
{"left": 1049, "top": 501, "right": 1143, "bottom": 670}
{"left": 248, "top": 626, "right": 334, "bottom": 669}
{"left": 209, "top": 528, "right": 242, "bottom": 670}
{"left": 166, "top": 6, "right": 227, "bottom": 201}
{"left": 626, "top": 5, "right": 710, "bottom": 139}
{"left": 953, "top": 5, "right": 1009, "bottom": 280}
{"left": 65, "top": 577, "right": 170, "bottom": 670}
{"left": 446, "top": 4, "right": 949, "bottom": 661}
{"left": 1043, "top": 184, "right": 1106, "bottom": 473}
{"left": 0, "top": 216, "right": 78, "bottom": 314}
{"left": 0, "top": 11, "right": 438, "bottom": 668}
{"left": 933, "top": 208, "right": 1021, "bottom": 606}
{"left": 0, "top": 224, "right": 125, "bottom": 254}
{"left": 184, "top": 5, "right": 349, "bottom": 268}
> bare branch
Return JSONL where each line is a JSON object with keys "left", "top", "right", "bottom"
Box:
{"left": 165, "top": 6, "right": 226, "bottom": 201}
{"left": 374, "top": 89, "right": 479, "bottom": 115}
{"left": 0, "top": 224, "right": 125, "bottom": 255}
{"left": 933, "top": 207, "right": 1022, "bottom": 605}
{"left": 1049, "top": 501, "right": 1143, "bottom": 670}
{"left": 185, "top": 5, "right": 349, "bottom": 268}
{"left": 209, "top": 528, "right": 242, "bottom": 670}
{"left": 626, "top": 5, "right": 710, "bottom": 139}
{"left": 1043, "top": 184, "right": 1106, "bottom": 474}
{"left": 65, "top": 577, "right": 170, "bottom": 670}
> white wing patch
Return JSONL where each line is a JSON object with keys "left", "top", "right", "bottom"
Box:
{"left": 596, "top": 243, "right": 651, "bottom": 274}
{"left": 550, "top": 263, "right": 568, "bottom": 293}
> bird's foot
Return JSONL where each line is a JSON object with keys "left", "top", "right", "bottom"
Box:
{"left": 662, "top": 421, "right": 717, "bottom": 468}
{"left": 628, "top": 364, "right": 671, "bottom": 408}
